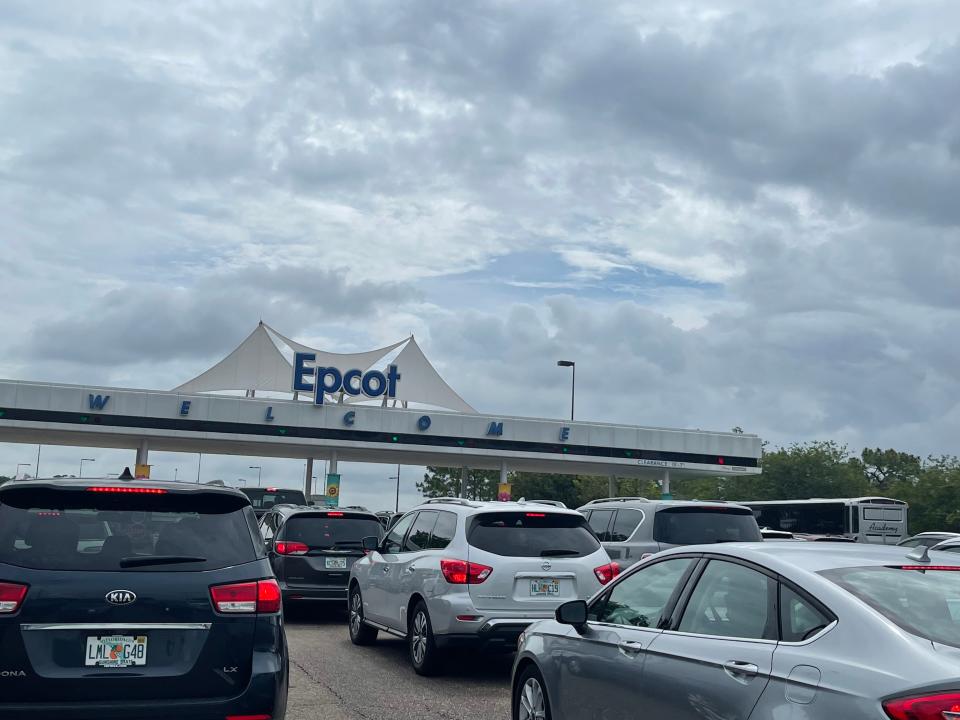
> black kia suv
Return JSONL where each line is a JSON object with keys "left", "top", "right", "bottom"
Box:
{"left": 240, "top": 487, "right": 308, "bottom": 520}
{"left": 259, "top": 506, "right": 383, "bottom": 607}
{"left": 0, "top": 478, "right": 288, "bottom": 720}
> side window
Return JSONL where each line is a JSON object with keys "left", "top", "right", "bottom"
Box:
{"left": 403, "top": 511, "right": 438, "bottom": 552}
{"left": 780, "top": 585, "right": 832, "bottom": 642}
{"left": 591, "top": 557, "right": 694, "bottom": 628}
{"left": 428, "top": 511, "right": 457, "bottom": 549}
{"left": 610, "top": 510, "right": 644, "bottom": 542}
{"left": 588, "top": 509, "right": 615, "bottom": 542}
{"left": 260, "top": 513, "right": 275, "bottom": 540}
{"left": 678, "top": 560, "right": 776, "bottom": 640}
{"left": 382, "top": 512, "right": 416, "bottom": 554}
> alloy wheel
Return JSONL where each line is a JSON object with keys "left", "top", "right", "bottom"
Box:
{"left": 411, "top": 611, "right": 428, "bottom": 665}
{"left": 349, "top": 592, "right": 362, "bottom": 637}
{"left": 519, "top": 677, "right": 547, "bottom": 720}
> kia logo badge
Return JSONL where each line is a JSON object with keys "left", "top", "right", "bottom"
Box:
{"left": 541, "top": 560, "right": 552, "bottom": 572}
{"left": 105, "top": 590, "right": 136, "bottom": 606}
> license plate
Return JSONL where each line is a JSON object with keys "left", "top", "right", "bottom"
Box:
{"left": 325, "top": 557, "right": 348, "bottom": 569}
{"left": 85, "top": 635, "right": 147, "bottom": 668}
{"left": 530, "top": 579, "right": 560, "bottom": 596}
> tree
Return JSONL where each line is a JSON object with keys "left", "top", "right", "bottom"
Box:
{"left": 510, "top": 472, "right": 580, "bottom": 508}
{"left": 861, "top": 448, "right": 922, "bottom": 491}
{"left": 417, "top": 467, "right": 500, "bottom": 501}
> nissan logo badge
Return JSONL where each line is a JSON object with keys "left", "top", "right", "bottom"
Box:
{"left": 541, "top": 560, "right": 552, "bottom": 572}
{"left": 105, "top": 590, "right": 137, "bottom": 606}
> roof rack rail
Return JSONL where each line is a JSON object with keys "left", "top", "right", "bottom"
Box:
{"left": 422, "top": 497, "right": 479, "bottom": 507}
{"left": 586, "top": 497, "right": 650, "bottom": 504}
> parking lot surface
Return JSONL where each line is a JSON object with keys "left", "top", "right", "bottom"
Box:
{"left": 285, "top": 607, "right": 513, "bottom": 720}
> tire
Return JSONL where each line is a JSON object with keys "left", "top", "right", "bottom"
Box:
{"left": 409, "top": 601, "right": 442, "bottom": 676}
{"left": 348, "top": 587, "right": 378, "bottom": 646}
{"left": 514, "top": 664, "right": 551, "bottom": 720}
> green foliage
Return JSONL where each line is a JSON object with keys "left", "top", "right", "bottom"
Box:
{"left": 419, "top": 444, "right": 960, "bottom": 535}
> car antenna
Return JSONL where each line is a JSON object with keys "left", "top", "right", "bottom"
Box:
{"left": 906, "top": 545, "right": 931, "bottom": 563}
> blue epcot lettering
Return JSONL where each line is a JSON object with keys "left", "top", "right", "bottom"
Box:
{"left": 487, "top": 421, "right": 503, "bottom": 436}
{"left": 88, "top": 394, "right": 110, "bottom": 411}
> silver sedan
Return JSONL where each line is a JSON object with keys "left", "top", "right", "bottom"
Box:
{"left": 512, "top": 542, "right": 960, "bottom": 720}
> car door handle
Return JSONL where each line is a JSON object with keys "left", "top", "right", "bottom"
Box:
{"left": 382, "top": 566, "right": 391, "bottom": 573}
{"left": 403, "top": 566, "right": 416, "bottom": 574}
{"left": 723, "top": 661, "right": 759, "bottom": 678}
{"left": 617, "top": 641, "right": 644, "bottom": 655}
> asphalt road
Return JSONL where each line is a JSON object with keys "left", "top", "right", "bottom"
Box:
{"left": 284, "top": 605, "right": 513, "bottom": 720}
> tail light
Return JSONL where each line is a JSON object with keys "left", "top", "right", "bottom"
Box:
{"left": 594, "top": 562, "right": 621, "bottom": 585}
{"left": 210, "top": 579, "right": 281, "bottom": 614}
{"left": 884, "top": 692, "right": 960, "bottom": 719}
{"left": 440, "top": 559, "right": 493, "bottom": 584}
{"left": 0, "top": 582, "right": 28, "bottom": 613}
{"left": 88, "top": 486, "right": 167, "bottom": 494}
{"left": 327, "top": 512, "right": 344, "bottom": 517}
{"left": 275, "top": 541, "right": 309, "bottom": 555}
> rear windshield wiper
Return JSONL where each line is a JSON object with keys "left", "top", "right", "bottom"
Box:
{"left": 540, "top": 549, "right": 582, "bottom": 557}
{"left": 119, "top": 555, "right": 207, "bottom": 568}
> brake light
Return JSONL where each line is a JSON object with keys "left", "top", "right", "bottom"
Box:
{"left": 327, "top": 512, "right": 344, "bottom": 517}
{"left": 35, "top": 511, "right": 61, "bottom": 517}
{"left": 440, "top": 559, "right": 492, "bottom": 584}
{"left": 88, "top": 486, "right": 167, "bottom": 494}
{"left": 226, "top": 715, "right": 271, "bottom": 720}
{"left": 0, "top": 582, "right": 28, "bottom": 613}
{"left": 883, "top": 691, "right": 960, "bottom": 719}
{"left": 266, "top": 487, "right": 278, "bottom": 492}
{"left": 898, "top": 566, "right": 960, "bottom": 571}
{"left": 210, "top": 580, "right": 281, "bottom": 614}
{"left": 525, "top": 512, "right": 546, "bottom": 517}
{"left": 594, "top": 562, "right": 621, "bottom": 585}
{"left": 275, "top": 541, "right": 309, "bottom": 555}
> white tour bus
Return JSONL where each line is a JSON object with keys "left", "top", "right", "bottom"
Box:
{"left": 744, "top": 497, "right": 908, "bottom": 544}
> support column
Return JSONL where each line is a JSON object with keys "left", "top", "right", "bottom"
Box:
{"left": 500, "top": 460, "right": 508, "bottom": 485}
{"left": 329, "top": 450, "right": 338, "bottom": 477}
{"left": 460, "top": 466, "right": 468, "bottom": 498}
{"left": 661, "top": 469, "right": 672, "bottom": 500}
{"left": 135, "top": 439, "right": 149, "bottom": 466}
{"left": 305, "top": 458, "right": 314, "bottom": 499}
{"left": 608, "top": 474, "right": 617, "bottom": 498}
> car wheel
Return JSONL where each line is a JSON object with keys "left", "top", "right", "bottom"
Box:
{"left": 409, "top": 601, "right": 442, "bottom": 676}
{"left": 514, "top": 665, "right": 551, "bottom": 720}
{"left": 348, "top": 587, "right": 378, "bottom": 646}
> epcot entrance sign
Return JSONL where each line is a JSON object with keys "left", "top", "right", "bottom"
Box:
{"left": 0, "top": 322, "right": 762, "bottom": 497}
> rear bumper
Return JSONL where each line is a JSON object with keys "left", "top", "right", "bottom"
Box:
{"left": 281, "top": 584, "right": 348, "bottom": 602}
{"left": 435, "top": 618, "right": 534, "bottom": 652}
{"left": 0, "top": 655, "right": 288, "bottom": 720}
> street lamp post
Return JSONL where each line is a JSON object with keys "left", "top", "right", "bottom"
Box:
{"left": 79, "top": 458, "right": 95, "bottom": 479}
{"left": 174, "top": 468, "right": 179, "bottom": 482}
{"left": 389, "top": 464, "right": 401, "bottom": 513}
{"left": 557, "top": 360, "right": 576, "bottom": 421}
{"left": 249, "top": 466, "right": 262, "bottom": 487}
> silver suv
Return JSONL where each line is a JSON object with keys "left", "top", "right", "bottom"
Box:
{"left": 347, "top": 498, "right": 615, "bottom": 675}
{"left": 578, "top": 497, "right": 762, "bottom": 568}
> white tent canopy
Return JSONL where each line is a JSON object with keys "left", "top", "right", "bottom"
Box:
{"left": 173, "top": 322, "right": 477, "bottom": 413}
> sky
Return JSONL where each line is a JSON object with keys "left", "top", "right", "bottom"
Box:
{"left": 1, "top": 0, "right": 959, "bottom": 510}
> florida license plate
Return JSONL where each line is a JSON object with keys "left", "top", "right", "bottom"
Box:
{"left": 325, "top": 557, "right": 347, "bottom": 569}
{"left": 530, "top": 579, "right": 560, "bottom": 596}
{"left": 85, "top": 635, "right": 147, "bottom": 667}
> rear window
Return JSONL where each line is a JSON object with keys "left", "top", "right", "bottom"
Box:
{"left": 0, "top": 485, "right": 259, "bottom": 571}
{"left": 467, "top": 512, "right": 601, "bottom": 558}
{"left": 822, "top": 566, "right": 960, "bottom": 649}
{"left": 242, "top": 489, "right": 306, "bottom": 509}
{"left": 280, "top": 514, "right": 383, "bottom": 550}
{"left": 653, "top": 506, "right": 762, "bottom": 545}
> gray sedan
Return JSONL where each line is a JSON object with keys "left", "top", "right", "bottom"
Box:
{"left": 512, "top": 542, "right": 960, "bottom": 720}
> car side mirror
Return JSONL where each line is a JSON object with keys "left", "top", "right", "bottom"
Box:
{"left": 556, "top": 600, "right": 588, "bottom": 629}
{"left": 361, "top": 536, "right": 380, "bottom": 552}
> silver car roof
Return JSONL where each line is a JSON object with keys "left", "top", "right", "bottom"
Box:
{"left": 654, "top": 541, "right": 960, "bottom": 574}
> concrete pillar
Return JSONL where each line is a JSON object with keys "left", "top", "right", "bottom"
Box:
{"left": 135, "top": 439, "right": 149, "bottom": 466}
{"left": 460, "top": 466, "right": 468, "bottom": 498}
{"left": 500, "top": 460, "right": 508, "bottom": 485}
{"left": 329, "top": 450, "right": 338, "bottom": 477}
{"left": 608, "top": 475, "right": 617, "bottom": 497}
{"left": 661, "top": 469, "right": 672, "bottom": 500}
{"left": 305, "top": 458, "right": 314, "bottom": 499}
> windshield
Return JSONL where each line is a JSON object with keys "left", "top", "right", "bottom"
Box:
{"left": 653, "top": 506, "right": 762, "bottom": 545}
{"left": 467, "top": 512, "right": 601, "bottom": 558}
{"left": 823, "top": 566, "right": 960, "bottom": 649}
{"left": 242, "top": 489, "right": 306, "bottom": 509}
{"left": 0, "top": 486, "right": 260, "bottom": 571}
{"left": 751, "top": 503, "right": 846, "bottom": 535}
{"left": 280, "top": 514, "right": 383, "bottom": 550}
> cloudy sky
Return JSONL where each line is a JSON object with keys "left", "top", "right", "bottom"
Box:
{"left": 1, "top": 0, "right": 959, "bottom": 508}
